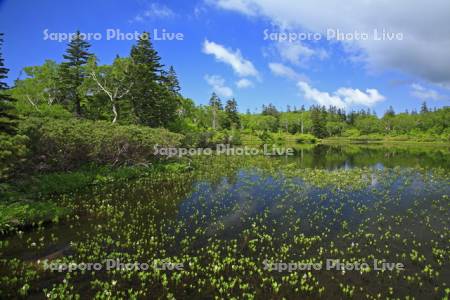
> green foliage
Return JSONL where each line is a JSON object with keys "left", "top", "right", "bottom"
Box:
{"left": 241, "top": 114, "right": 279, "bottom": 132}
{"left": 0, "top": 201, "right": 69, "bottom": 234}
{"left": 261, "top": 103, "right": 280, "bottom": 117}
{"left": 354, "top": 115, "right": 382, "bottom": 134}
{"left": 12, "top": 60, "right": 60, "bottom": 106}
{"left": 0, "top": 33, "right": 18, "bottom": 135}
{"left": 208, "top": 92, "right": 223, "bottom": 130}
{"left": 18, "top": 163, "right": 179, "bottom": 197}
{"left": 163, "top": 65, "right": 181, "bottom": 94}
{"left": 242, "top": 105, "right": 448, "bottom": 142}
{"left": 0, "top": 33, "right": 27, "bottom": 189}
{"left": 0, "top": 133, "right": 28, "bottom": 180}
{"left": 59, "top": 31, "right": 92, "bottom": 116}
{"left": 179, "top": 129, "right": 240, "bottom": 148}
{"left": 258, "top": 130, "right": 274, "bottom": 145}
{"left": 128, "top": 33, "right": 179, "bottom": 127}
{"left": 342, "top": 128, "right": 361, "bottom": 137}
{"left": 294, "top": 133, "right": 317, "bottom": 144}
{"left": 209, "top": 92, "right": 223, "bottom": 110}
{"left": 310, "top": 106, "right": 327, "bottom": 138}
{"left": 279, "top": 112, "right": 311, "bottom": 134}
{"left": 19, "top": 117, "right": 183, "bottom": 171}
{"left": 86, "top": 56, "right": 134, "bottom": 123}
{"left": 224, "top": 98, "right": 240, "bottom": 129}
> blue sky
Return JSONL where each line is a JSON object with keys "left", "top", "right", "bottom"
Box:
{"left": 1, "top": 0, "right": 449, "bottom": 114}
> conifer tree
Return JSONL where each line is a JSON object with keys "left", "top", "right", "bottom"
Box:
{"left": 420, "top": 101, "right": 429, "bottom": 114}
{"left": 0, "top": 33, "right": 17, "bottom": 135}
{"left": 310, "top": 105, "right": 327, "bottom": 138}
{"left": 208, "top": 92, "right": 222, "bottom": 129}
{"left": 59, "top": 30, "right": 92, "bottom": 116}
{"left": 128, "top": 32, "right": 178, "bottom": 127}
{"left": 0, "top": 33, "right": 27, "bottom": 183}
{"left": 165, "top": 65, "right": 181, "bottom": 94}
{"left": 224, "top": 98, "right": 240, "bottom": 129}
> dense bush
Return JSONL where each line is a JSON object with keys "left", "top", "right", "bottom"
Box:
{"left": 294, "top": 133, "right": 317, "bottom": 144}
{"left": 0, "top": 134, "right": 28, "bottom": 181}
{"left": 181, "top": 129, "right": 242, "bottom": 148}
{"left": 0, "top": 201, "right": 69, "bottom": 234}
{"left": 19, "top": 118, "right": 183, "bottom": 171}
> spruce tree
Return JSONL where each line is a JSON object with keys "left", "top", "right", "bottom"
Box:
{"left": 60, "top": 30, "right": 92, "bottom": 116}
{"left": 128, "top": 32, "right": 178, "bottom": 127}
{"left": 0, "top": 33, "right": 17, "bottom": 135}
{"left": 262, "top": 103, "right": 279, "bottom": 117}
{"left": 420, "top": 101, "right": 429, "bottom": 114}
{"left": 165, "top": 65, "right": 181, "bottom": 94}
{"left": 0, "top": 33, "right": 27, "bottom": 184}
{"left": 384, "top": 105, "right": 395, "bottom": 117}
{"left": 224, "top": 98, "right": 240, "bottom": 129}
{"left": 310, "top": 106, "right": 327, "bottom": 138}
{"left": 209, "top": 92, "right": 223, "bottom": 110}
{"left": 209, "top": 92, "right": 222, "bottom": 129}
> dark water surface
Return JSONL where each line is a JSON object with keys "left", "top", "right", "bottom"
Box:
{"left": 1, "top": 144, "right": 449, "bottom": 299}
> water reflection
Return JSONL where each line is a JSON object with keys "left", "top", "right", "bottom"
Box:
{"left": 288, "top": 144, "right": 449, "bottom": 169}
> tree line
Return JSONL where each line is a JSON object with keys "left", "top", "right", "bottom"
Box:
{"left": 2, "top": 30, "right": 449, "bottom": 142}
{"left": 14, "top": 31, "right": 182, "bottom": 127}
{"left": 240, "top": 102, "right": 448, "bottom": 140}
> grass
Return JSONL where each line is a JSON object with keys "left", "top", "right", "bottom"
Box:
{"left": 0, "top": 201, "right": 70, "bottom": 234}
{"left": 1, "top": 161, "right": 191, "bottom": 234}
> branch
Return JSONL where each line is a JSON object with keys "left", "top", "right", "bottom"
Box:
{"left": 26, "top": 94, "right": 41, "bottom": 112}
{"left": 90, "top": 71, "right": 113, "bottom": 100}
{"left": 117, "top": 82, "right": 133, "bottom": 99}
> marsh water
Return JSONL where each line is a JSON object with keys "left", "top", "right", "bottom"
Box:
{"left": 1, "top": 144, "right": 449, "bottom": 299}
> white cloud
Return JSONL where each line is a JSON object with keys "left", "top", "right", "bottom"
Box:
{"left": 209, "top": 0, "right": 450, "bottom": 87}
{"left": 236, "top": 78, "right": 253, "bottom": 88}
{"left": 132, "top": 3, "right": 175, "bottom": 22}
{"left": 336, "top": 87, "right": 385, "bottom": 107}
{"left": 297, "top": 81, "right": 385, "bottom": 108}
{"left": 298, "top": 82, "right": 345, "bottom": 108}
{"left": 207, "top": 0, "right": 258, "bottom": 16}
{"left": 269, "top": 63, "right": 307, "bottom": 81}
{"left": 202, "top": 39, "right": 259, "bottom": 78}
{"left": 276, "top": 41, "right": 327, "bottom": 66}
{"left": 205, "top": 75, "right": 233, "bottom": 97}
{"left": 410, "top": 83, "right": 446, "bottom": 101}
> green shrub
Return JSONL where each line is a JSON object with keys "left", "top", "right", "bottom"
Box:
{"left": 342, "top": 128, "right": 361, "bottom": 137}
{"left": 294, "top": 133, "right": 317, "bottom": 144}
{"left": 0, "top": 201, "right": 69, "bottom": 234}
{"left": 19, "top": 118, "right": 184, "bottom": 171}
{"left": 0, "top": 134, "right": 28, "bottom": 180}
{"left": 15, "top": 103, "right": 73, "bottom": 120}
{"left": 181, "top": 130, "right": 242, "bottom": 148}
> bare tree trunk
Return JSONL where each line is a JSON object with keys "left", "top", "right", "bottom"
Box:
{"left": 112, "top": 101, "right": 118, "bottom": 123}
{"left": 90, "top": 71, "right": 131, "bottom": 124}
{"left": 212, "top": 108, "right": 217, "bottom": 130}
{"left": 26, "top": 94, "right": 41, "bottom": 112}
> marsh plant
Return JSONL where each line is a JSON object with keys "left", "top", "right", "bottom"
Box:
{"left": 0, "top": 151, "right": 449, "bottom": 299}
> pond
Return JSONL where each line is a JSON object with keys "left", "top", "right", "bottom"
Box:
{"left": 1, "top": 144, "right": 449, "bottom": 299}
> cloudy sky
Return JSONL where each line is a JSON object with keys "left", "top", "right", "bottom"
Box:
{"left": 1, "top": 0, "right": 449, "bottom": 113}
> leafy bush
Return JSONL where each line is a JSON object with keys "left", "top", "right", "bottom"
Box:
{"left": 14, "top": 102, "right": 73, "bottom": 120}
{"left": 257, "top": 130, "right": 274, "bottom": 145}
{"left": 19, "top": 118, "right": 184, "bottom": 171}
{"left": 342, "top": 128, "right": 361, "bottom": 137}
{"left": 181, "top": 129, "right": 242, "bottom": 148}
{"left": 0, "top": 134, "right": 28, "bottom": 180}
{"left": 294, "top": 133, "right": 317, "bottom": 144}
{"left": 0, "top": 201, "right": 69, "bottom": 234}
